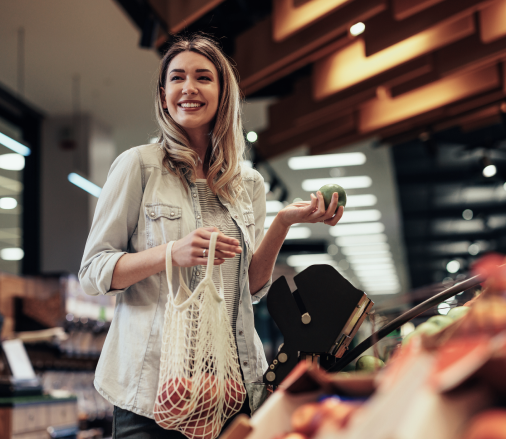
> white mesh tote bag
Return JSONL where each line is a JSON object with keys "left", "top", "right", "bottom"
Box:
{"left": 154, "top": 232, "right": 247, "bottom": 439}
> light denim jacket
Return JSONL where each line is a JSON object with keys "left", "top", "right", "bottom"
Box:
{"left": 79, "top": 143, "right": 271, "bottom": 419}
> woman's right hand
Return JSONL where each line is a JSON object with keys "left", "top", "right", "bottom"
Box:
{"left": 171, "top": 227, "right": 242, "bottom": 267}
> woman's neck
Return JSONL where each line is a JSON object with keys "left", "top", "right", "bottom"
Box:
{"left": 186, "top": 125, "right": 210, "bottom": 179}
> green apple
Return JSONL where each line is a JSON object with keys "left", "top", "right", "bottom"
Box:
{"left": 356, "top": 355, "right": 385, "bottom": 372}
{"left": 447, "top": 306, "right": 470, "bottom": 320}
{"left": 416, "top": 322, "right": 440, "bottom": 336}
{"left": 427, "top": 315, "right": 453, "bottom": 328}
{"left": 319, "top": 184, "right": 347, "bottom": 213}
{"left": 402, "top": 331, "right": 418, "bottom": 345}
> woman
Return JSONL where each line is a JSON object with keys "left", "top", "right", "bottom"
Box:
{"left": 79, "top": 34, "right": 343, "bottom": 438}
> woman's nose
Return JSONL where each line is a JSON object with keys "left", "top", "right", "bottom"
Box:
{"left": 182, "top": 79, "right": 198, "bottom": 96}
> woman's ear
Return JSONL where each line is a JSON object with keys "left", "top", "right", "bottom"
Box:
{"left": 160, "top": 87, "right": 167, "bottom": 109}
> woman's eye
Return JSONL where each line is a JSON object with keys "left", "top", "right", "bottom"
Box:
{"left": 170, "top": 76, "right": 183, "bottom": 81}
{"left": 198, "top": 76, "right": 211, "bottom": 81}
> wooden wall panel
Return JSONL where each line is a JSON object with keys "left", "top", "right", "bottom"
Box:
{"left": 393, "top": 0, "right": 445, "bottom": 20}
{"left": 359, "top": 66, "right": 500, "bottom": 133}
{"left": 480, "top": 0, "right": 506, "bottom": 43}
{"left": 313, "top": 15, "right": 474, "bottom": 100}
{"left": 273, "top": 0, "right": 352, "bottom": 42}
{"left": 364, "top": 0, "right": 493, "bottom": 56}
{"left": 235, "top": 0, "right": 387, "bottom": 95}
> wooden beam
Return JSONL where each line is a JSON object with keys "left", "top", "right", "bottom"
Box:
{"left": 313, "top": 14, "right": 474, "bottom": 100}
{"left": 235, "top": 0, "right": 387, "bottom": 95}
{"left": 392, "top": 0, "right": 445, "bottom": 20}
{"left": 147, "top": 0, "right": 225, "bottom": 34}
{"left": 273, "top": 0, "right": 352, "bottom": 42}
{"left": 479, "top": 0, "right": 506, "bottom": 43}
{"left": 359, "top": 65, "right": 500, "bottom": 133}
{"left": 364, "top": 0, "right": 493, "bottom": 56}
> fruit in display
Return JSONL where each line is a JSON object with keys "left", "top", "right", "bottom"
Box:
{"left": 319, "top": 184, "right": 347, "bottom": 212}
{"left": 415, "top": 322, "right": 440, "bottom": 336}
{"left": 355, "top": 355, "right": 385, "bottom": 372}
{"left": 427, "top": 315, "right": 453, "bottom": 328}
{"left": 447, "top": 306, "right": 470, "bottom": 320}
{"left": 463, "top": 409, "right": 506, "bottom": 439}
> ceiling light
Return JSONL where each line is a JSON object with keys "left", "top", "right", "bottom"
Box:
{"left": 347, "top": 257, "right": 394, "bottom": 265}
{"left": 287, "top": 253, "right": 333, "bottom": 267}
{"left": 357, "top": 272, "right": 398, "bottom": 280}
{"left": 366, "top": 288, "right": 400, "bottom": 295}
{"left": 468, "top": 243, "right": 480, "bottom": 255}
{"left": 361, "top": 281, "right": 400, "bottom": 287}
{"left": 0, "top": 197, "right": 17, "bottom": 209}
{"left": 346, "top": 194, "right": 377, "bottom": 208}
{"left": 462, "top": 209, "right": 473, "bottom": 220}
{"left": 341, "top": 243, "right": 390, "bottom": 255}
{"left": 330, "top": 222, "right": 384, "bottom": 236}
{"left": 0, "top": 154, "right": 25, "bottom": 171}
{"left": 0, "top": 247, "right": 24, "bottom": 261}
{"left": 350, "top": 22, "right": 365, "bottom": 37}
{"left": 336, "top": 234, "right": 387, "bottom": 246}
{"left": 446, "top": 260, "right": 460, "bottom": 273}
{"left": 302, "top": 176, "right": 372, "bottom": 191}
{"left": 68, "top": 173, "right": 102, "bottom": 198}
{"left": 285, "top": 227, "right": 311, "bottom": 240}
{"left": 266, "top": 200, "right": 284, "bottom": 213}
{"left": 339, "top": 209, "right": 381, "bottom": 223}
{"left": 0, "top": 132, "right": 31, "bottom": 156}
{"left": 483, "top": 164, "right": 497, "bottom": 177}
{"left": 437, "top": 302, "right": 451, "bottom": 315}
{"left": 294, "top": 262, "right": 338, "bottom": 273}
{"left": 247, "top": 131, "right": 258, "bottom": 142}
{"left": 288, "top": 152, "right": 366, "bottom": 170}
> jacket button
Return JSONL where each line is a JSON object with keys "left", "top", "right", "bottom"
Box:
{"left": 234, "top": 215, "right": 238, "bottom": 219}
{"left": 193, "top": 193, "right": 197, "bottom": 198}
{"left": 150, "top": 212, "right": 155, "bottom": 217}
{"left": 239, "top": 330, "right": 244, "bottom": 336}
{"left": 243, "top": 361, "right": 248, "bottom": 366}
{"left": 170, "top": 212, "right": 175, "bottom": 216}
{"left": 196, "top": 271, "right": 200, "bottom": 276}
{"left": 197, "top": 215, "right": 201, "bottom": 219}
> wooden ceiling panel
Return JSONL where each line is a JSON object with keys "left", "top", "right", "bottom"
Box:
{"left": 313, "top": 14, "right": 474, "bottom": 100}
{"left": 364, "top": 0, "right": 493, "bottom": 56}
{"left": 393, "top": 0, "right": 445, "bottom": 20}
{"left": 273, "top": 0, "right": 353, "bottom": 42}
{"left": 480, "top": 0, "right": 506, "bottom": 43}
{"left": 359, "top": 65, "right": 500, "bottom": 133}
{"left": 235, "top": 0, "right": 387, "bottom": 95}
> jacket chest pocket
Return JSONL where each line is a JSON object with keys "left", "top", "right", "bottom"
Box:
{"left": 145, "top": 203, "right": 182, "bottom": 248}
{"left": 242, "top": 209, "right": 256, "bottom": 257}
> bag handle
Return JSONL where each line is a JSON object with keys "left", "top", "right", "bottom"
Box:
{"left": 204, "top": 232, "right": 225, "bottom": 296}
{"left": 165, "top": 241, "right": 179, "bottom": 304}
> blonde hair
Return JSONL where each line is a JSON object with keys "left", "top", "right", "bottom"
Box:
{"left": 155, "top": 34, "right": 245, "bottom": 203}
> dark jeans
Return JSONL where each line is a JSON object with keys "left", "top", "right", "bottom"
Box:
{"left": 113, "top": 394, "right": 251, "bottom": 439}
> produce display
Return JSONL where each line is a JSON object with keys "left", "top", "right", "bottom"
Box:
{"left": 319, "top": 184, "right": 347, "bottom": 211}
{"left": 234, "top": 254, "right": 506, "bottom": 439}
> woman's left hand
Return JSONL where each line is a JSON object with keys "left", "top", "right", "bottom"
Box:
{"left": 276, "top": 191, "right": 344, "bottom": 228}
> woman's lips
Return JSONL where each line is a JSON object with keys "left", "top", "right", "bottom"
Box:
{"left": 178, "top": 102, "right": 205, "bottom": 112}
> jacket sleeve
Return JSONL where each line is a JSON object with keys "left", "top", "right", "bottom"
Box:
{"left": 78, "top": 148, "right": 143, "bottom": 296}
{"left": 250, "top": 170, "right": 272, "bottom": 304}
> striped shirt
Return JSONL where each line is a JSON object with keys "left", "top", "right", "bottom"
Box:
{"left": 196, "top": 180, "right": 241, "bottom": 335}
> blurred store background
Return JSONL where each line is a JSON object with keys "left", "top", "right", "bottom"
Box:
{"left": 0, "top": 0, "right": 506, "bottom": 437}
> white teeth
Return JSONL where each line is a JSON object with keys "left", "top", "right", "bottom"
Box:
{"left": 180, "top": 103, "right": 202, "bottom": 108}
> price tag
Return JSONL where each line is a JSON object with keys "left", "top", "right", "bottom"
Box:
{"left": 2, "top": 339, "right": 36, "bottom": 379}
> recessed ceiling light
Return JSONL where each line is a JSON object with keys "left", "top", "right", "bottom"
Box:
{"left": 351, "top": 263, "right": 396, "bottom": 271}
{"left": 0, "top": 247, "right": 24, "bottom": 261}
{"left": 341, "top": 243, "right": 390, "bottom": 255}
{"left": 286, "top": 253, "right": 333, "bottom": 267}
{"left": 347, "top": 257, "right": 394, "bottom": 265}
{"left": 446, "top": 260, "right": 460, "bottom": 273}
{"left": 0, "top": 132, "right": 31, "bottom": 156}
{"left": 462, "top": 209, "right": 473, "bottom": 220}
{"left": 336, "top": 234, "right": 387, "bottom": 246}
{"left": 266, "top": 200, "right": 283, "bottom": 213}
{"left": 302, "top": 176, "right": 372, "bottom": 191}
{"left": 483, "top": 164, "right": 497, "bottom": 177}
{"left": 468, "top": 243, "right": 480, "bottom": 255}
{"left": 68, "top": 173, "right": 102, "bottom": 198}
{"left": 0, "top": 154, "right": 25, "bottom": 171}
{"left": 0, "top": 197, "right": 17, "bottom": 209}
{"left": 247, "top": 131, "right": 258, "bottom": 142}
{"left": 346, "top": 194, "right": 377, "bottom": 208}
{"left": 330, "top": 222, "right": 385, "bottom": 236}
{"left": 339, "top": 209, "right": 381, "bottom": 224}
{"left": 288, "top": 152, "right": 366, "bottom": 170}
{"left": 350, "top": 22, "right": 365, "bottom": 37}
{"left": 285, "top": 227, "right": 311, "bottom": 240}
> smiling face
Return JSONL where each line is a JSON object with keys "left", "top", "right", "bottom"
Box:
{"left": 161, "top": 51, "right": 220, "bottom": 133}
